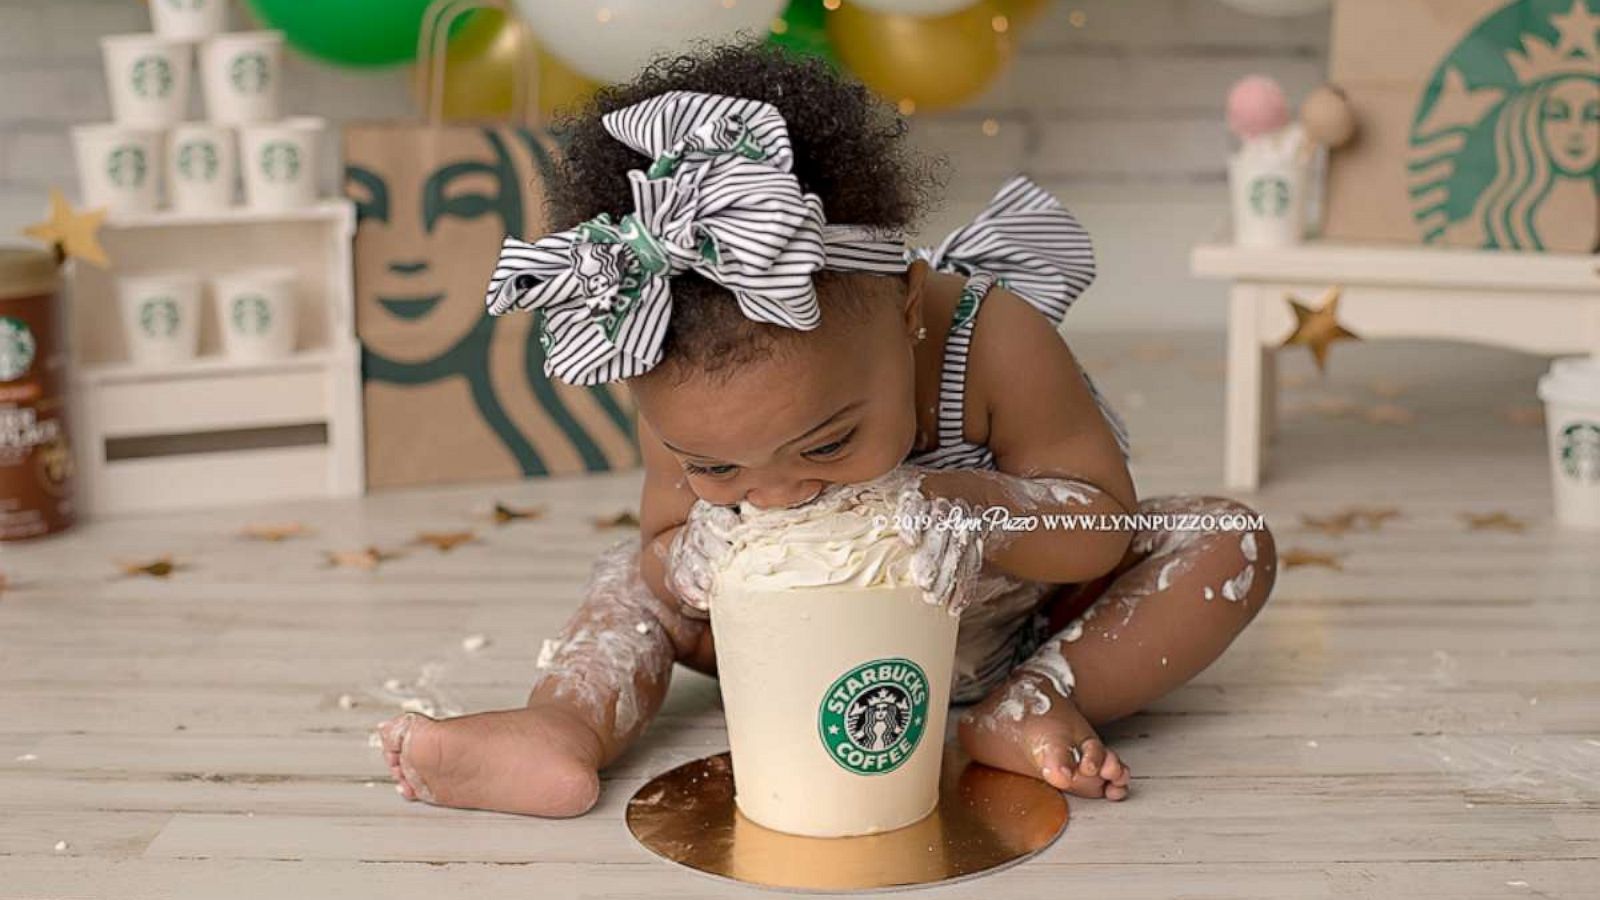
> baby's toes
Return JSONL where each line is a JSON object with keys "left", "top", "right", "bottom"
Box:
{"left": 1077, "top": 739, "right": 1107, "bottom": 778}
{"left": 1028, "top": 740, "right": 1077, "bottom": 792}
{"left": 1099, "top": 747, "right": 1129, "bottom": 786}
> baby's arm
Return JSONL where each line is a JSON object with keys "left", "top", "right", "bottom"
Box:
{"left": 530, "top": 417, "right": 709, "bottom": 766}
{"left": 922, "top": 287, "right": 1137, "bottom": 585}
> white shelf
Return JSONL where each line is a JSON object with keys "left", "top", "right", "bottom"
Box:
{"left": 103, "top": 199, "right": 354, "bottom": 231}
{"left": 74, "top": 347, "right": 340, "bottom": 386}
{"left": 1191, "top": 240, "right": 1600, "bottom": 293}
{"left": 67, "top": 196, "right": 364, "bottom": 517}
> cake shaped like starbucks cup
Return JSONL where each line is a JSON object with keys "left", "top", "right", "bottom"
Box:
{"left": 710, "top": 480, "right": 960, "bottom": 838}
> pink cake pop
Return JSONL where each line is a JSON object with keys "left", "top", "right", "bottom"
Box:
{"left": 1226, "top": 75, "right": 1290, "bottom": 141}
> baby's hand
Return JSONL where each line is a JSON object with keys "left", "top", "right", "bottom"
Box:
{"left": 664, "top": 500, "right": 741, "bottom": 613}
{"left": 887, "top": 471, "right": 988, "bottom": 613}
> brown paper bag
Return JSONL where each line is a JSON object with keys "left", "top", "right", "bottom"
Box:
{"left": 343, "top": 2, "right": 639, "bottom": 489}
{"left": 1323, "top": 0, "right": 1598, "bottom": 253}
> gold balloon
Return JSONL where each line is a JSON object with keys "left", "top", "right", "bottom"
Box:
{"left": 419, "top": 10, "right": 600, "bottom": 122}
{"left": 827, "top": 1, "right": 1013, "bottom": 114}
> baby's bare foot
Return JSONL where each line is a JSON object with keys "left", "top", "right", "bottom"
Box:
{"left": 377, "top": 704, "right": 604, "bottom": 817}
{"left": 957, "top": 673, "right": 1131, "bottom": 801}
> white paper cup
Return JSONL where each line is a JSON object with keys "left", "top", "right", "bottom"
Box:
{"left": 148, "top": 0, "right": 227, "bottom": 40}
{"left": 1537, "top": 356, "right": 1600, "bottom": 530}
{"left": 239, "top": 117, "right": 323, "bottom": 210}
{"left": 1229, "top": 153, "right": 1310, "bottom": 248}
{"left": 212, "top": 268, "right": 298, "bottom": 361}
{"left": 712, "top": 583, "right": 959, "bottom": 837}
{"left": 117, "top": 273, "right": 202, "bottom": 366}
{"left": 101, "top": 34, "right": 192, "bottom": 127}
{"left": 200, "top": 31, "right": 283, "bottom": 124}
{"left": 73, "top": 124, "right": 164, "bottom": 215}
{"left": 166, "top": 123, "right": 236, "bottom": 212}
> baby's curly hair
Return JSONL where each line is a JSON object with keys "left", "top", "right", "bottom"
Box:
{"left": 545, "top": 41, "right": 942, "bottom": 381}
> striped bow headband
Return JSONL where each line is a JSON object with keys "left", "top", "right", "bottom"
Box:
{"left": 485, "top": 91, "right": 1096, "bottom": 386}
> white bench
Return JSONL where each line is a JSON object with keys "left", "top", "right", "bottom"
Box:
{"left": 1190, "top": 241, "right": 1600, "bottom": 490}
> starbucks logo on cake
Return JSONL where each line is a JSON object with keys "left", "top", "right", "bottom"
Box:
{"left": 1407, "top": 0, "right": 1599, "bottom": 250}
{"left": 0, "top": 317, "right": 36, "bottom": 382}
{"left": 818, "top": 658, "right": 930, "bottom": 775}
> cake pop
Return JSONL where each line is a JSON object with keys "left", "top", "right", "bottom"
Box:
{"left": 1226, "top": 75, "right": 1290, "bottom": 141}
{"left": 1300, "top": 83, "right": 1357, "bottom": 148}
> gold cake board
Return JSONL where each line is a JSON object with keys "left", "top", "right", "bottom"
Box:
{"left": 626, "top": 744, "right": 1069, "bottom": 892}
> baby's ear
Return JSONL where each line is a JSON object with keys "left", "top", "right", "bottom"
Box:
{"left": 902, "top": 259, "right": 931, "bottom": 334}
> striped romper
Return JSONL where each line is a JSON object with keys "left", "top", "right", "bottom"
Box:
{"left": 904, "top": 271, "right": 1131, "bottom": 704}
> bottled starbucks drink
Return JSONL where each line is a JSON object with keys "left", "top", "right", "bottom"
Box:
{"left": 0, "top": 249, "right": 74, "bottom": 541}
{"left": 710, "top": 477, "right": 959, "bottom": 837}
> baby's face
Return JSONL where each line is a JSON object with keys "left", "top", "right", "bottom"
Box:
{"left": 633, "top": 281, "right": 919, "bottom": 511}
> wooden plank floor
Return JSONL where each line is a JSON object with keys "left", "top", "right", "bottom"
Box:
{"left": 3, "top": 334, "right": 1597, "bottom": 899}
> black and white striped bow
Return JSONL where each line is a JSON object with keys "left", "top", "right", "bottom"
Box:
{"left": 485, "top": 91, "right": 905, "bottom": 385}
{"left": 919, "top": 175, "right": 1096, "bottom": 325}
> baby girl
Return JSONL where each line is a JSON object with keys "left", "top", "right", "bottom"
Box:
{"left": 378, "top": 43, "right": 1276, "bottom": 816}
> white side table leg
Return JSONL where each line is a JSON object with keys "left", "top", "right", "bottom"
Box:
{"left": 1261, "top": 345, "right": 1278, "bottom": 445}
{"left": 1225, "top": 284, "right": 1263, "bottom": 491}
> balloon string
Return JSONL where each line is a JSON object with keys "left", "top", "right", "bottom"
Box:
{"left": 418, "top": 0, "right": 535, "bottom": 125}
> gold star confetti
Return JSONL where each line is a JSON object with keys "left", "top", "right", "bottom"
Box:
{"left": 1281, "top": 287, "right": 1359, "bottom": 374}
{"left": 1367, "top": 378, "right": 1407, "bottom": 399}
{"left": 241, "top": 522, "right": 311, "bottom": 542}
{"left": 22, "top": 188, "right": 109, "bottom": 268}
{"left": 1299, "top": 506, "right": 1401, "bottom": 536}
{"left": 491, "top": 501, "right": 545, "bottom": 525}
{"left": 1310, "top": 396, "right": 1358, "bottom": 418}
{"left": 1501, "top": 405, "right": 1544, "bottom": 428}
{"left": 117, "top": 556, "right": 180, "bottom": 578}
{"left": 1461, "top": 511, "right": 1525, "bottom": 533}
{"left": 1130, "top": 340, "right": 1179, "bottom": 363}
{"left": 1299, "top": 512, "right": 1359, "bottom": 536}
{"left": 1363, "top": 404, "right": 1416, "bottom": 426}
{"left": 1349, "top": 506, "right": 1401, "bottom": 529}
{"left": 414, "top": 531, "right": 477, "bottom": 552}
{"left": 324, "top": 547, "right": 401, "bottom": 571}
{"left": 1281, "top": 548, "right": 1345, "bottom": 570}
{"left": 592, "top": 510, "right": 641, "bottom": 530}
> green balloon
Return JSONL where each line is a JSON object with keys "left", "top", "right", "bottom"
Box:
{"left": 246, "top": 0, "right": 469, "bottom": 68}
{"left": 768, "top": 0, "right": 836, "bottom": 65}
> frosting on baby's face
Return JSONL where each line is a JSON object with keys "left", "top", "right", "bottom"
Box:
{"left": 714, "top": 472, "right": 919, "bottom": 592}
{"left": 630, "top": 274, "right": 923, "bottom": 511}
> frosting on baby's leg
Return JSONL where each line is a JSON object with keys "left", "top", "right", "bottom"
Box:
{"left": 534, "top": 539, "right": 704, "bottom": 751}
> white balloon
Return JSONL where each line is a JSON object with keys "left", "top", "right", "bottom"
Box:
{"left": 517, "top": 0, "right": 789, "bottom": 84}
{"left": 850, "top": 0, "right": 981, "bottom": 15}
{"left": 1215, "top": 0, "right": 1330, "bottom": 16}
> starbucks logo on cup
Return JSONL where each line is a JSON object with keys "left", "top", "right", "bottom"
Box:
{"left": 1248, "top": 176, "right": 1290, "bottom": 217}
{"left": 108, "top": 145, "right": 147, "bottom": 189}
{"left": 259, "top": 141, "right": 301, "bottom": 182}
{"left": 139, "top": 297, "right": 181, "bottom": 338}
{"left": 130, "top": 55, "right": 173, "bottom": 99}
{"left": 0, "top": 317, "right": 37, "bottom": 382}
{"left": 818, "top": 657, "right": 930, "bottom": 776}
{"left": 1559, "top": 421, "right": 1600, "bottom": 483}
{"left": 230, "top": 294, "right": 273, "bottom": 335}
{"left": 230, "top": 52, "right": 271, "bottom": 94}
{"left": 176, "top": 140, "right": 219, "bottom": 182}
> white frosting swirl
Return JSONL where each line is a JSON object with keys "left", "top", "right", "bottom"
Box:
{"left": 714, "top": 476, "right": 916, "bottom": 591}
